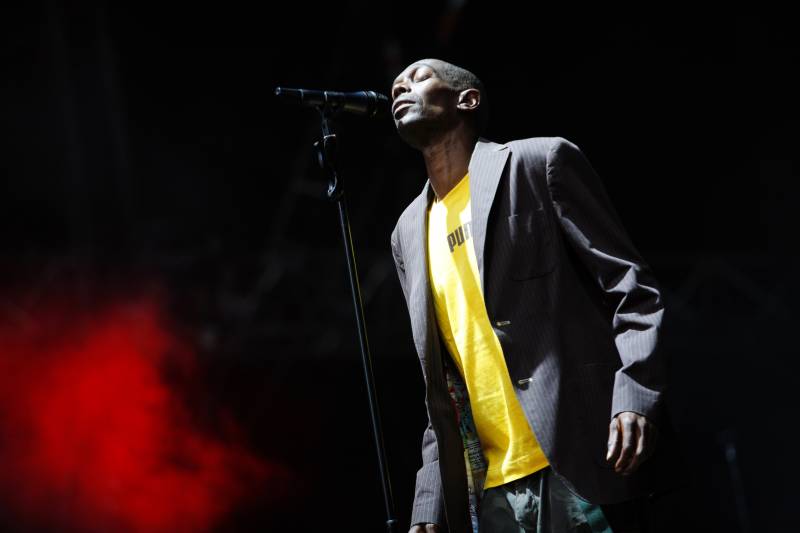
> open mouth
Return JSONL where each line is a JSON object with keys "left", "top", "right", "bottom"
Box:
{"left": 392, "top": 101, "right": 415, "bottom": 118}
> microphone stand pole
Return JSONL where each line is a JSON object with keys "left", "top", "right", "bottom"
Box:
{"left": 313, "top": 107, "right": 399, "bottom": 533}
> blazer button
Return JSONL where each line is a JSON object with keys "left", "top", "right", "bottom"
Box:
{"left": 517, "top": 377, "right": 533, "bottom": 385}
{"left": 495, "top": 320, "right": 511, "bottom": 327}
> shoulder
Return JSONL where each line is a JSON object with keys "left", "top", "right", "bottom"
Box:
{"left": 504, "top": 136, "right": 581, "bottom": 160}
{"left": 501, "top": 137, "right": 592, "bottom": 178}
{"left": 486, "top": 137, "right": 580, "bottom": 172}
{"left": 390, "top": 209, "right": 407, "bottom": 249}
{"left": 391, "top": 185, "right": 426, "bottom": 250}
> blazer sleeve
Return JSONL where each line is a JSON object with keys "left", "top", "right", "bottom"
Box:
{"left": 544, "top": 137, "right": 667, "bottom": 422}
{"left": 390, "top": 227, "right": 445, "bottom": 527}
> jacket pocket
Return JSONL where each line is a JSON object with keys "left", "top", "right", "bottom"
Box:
{"left": 506, "top": 208, "right": 555, "bottom": 280}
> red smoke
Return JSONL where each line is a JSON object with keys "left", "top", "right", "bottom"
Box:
{"left": 0, "top": 296, "right": 278, "bottom": 532}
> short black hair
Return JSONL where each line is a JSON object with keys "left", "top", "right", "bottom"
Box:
{"left": 419, "top": 59, "right": 489, "bottom": 135}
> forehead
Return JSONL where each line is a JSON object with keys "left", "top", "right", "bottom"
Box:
{"left": 392, "top": 61, "right": 441, "bottom": 84}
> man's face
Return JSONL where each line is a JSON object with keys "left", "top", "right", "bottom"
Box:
{"left": 390, "top": 61, "right": 460, "bottom": 148}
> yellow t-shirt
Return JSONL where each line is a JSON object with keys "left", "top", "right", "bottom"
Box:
{"left": 427, "top": 173, "right": 549, "bottom": 489}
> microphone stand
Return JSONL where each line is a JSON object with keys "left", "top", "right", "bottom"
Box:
{"left": 313, "top": 107, "right": 399, "bottom": 533}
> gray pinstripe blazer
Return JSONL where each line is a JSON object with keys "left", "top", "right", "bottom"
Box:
{"left": 390, "top": 137, "right": 672, "bottom": 532}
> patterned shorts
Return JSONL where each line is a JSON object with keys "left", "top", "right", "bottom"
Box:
{"left": 477, "top": 467, "right": 650, "bottom": 533}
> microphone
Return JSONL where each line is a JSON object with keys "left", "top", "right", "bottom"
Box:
{"left": 274, "top": 87, "right": 389, "bottom": 117}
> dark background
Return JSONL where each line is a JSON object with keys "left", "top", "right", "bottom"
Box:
{"left": 2, "top": 2, "right": 798, "bottom": 531}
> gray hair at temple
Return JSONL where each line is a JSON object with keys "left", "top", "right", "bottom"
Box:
{"left": 420, "top": 58, "right": 489, "bottom": 136}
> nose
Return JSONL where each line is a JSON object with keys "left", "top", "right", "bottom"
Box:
{"left": 391, "top": 80, "right": 410, "bottom": 100}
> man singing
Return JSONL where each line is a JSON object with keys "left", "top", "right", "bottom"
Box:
{"left": 389, "top": 59, "right": 672, "bottom": 532}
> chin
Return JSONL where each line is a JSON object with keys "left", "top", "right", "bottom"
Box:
{"left": 396, "top": 114, "right": 436, "bottom": 150}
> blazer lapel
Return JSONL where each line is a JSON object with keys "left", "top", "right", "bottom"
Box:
{"left": 399, "top": 139, "right": 508, "bottom": 366}
{"left": 469, "top": 139, "right": 510, "bottom": 292}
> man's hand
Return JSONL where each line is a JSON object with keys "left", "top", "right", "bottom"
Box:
{"left": 409, "top": 524, "right": 439, "bottom": 533}
{"left": 606, "top": 411, "right": 658, "bottom": 475}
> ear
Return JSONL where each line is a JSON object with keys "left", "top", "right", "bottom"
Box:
{"left": 456, "top": 88, "right": 480, "bottom": 112}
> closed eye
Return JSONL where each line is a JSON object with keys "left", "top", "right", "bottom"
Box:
{"left": 413, "top": 69, "right": 432, "bottom": 83}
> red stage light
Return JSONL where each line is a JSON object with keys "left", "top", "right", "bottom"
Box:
{"left": 0, "top": 296, "right": 281, "bottom": 532}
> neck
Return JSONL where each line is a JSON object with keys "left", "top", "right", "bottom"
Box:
{"left": 421, "top": 130, "right": 477, "bottom": 200}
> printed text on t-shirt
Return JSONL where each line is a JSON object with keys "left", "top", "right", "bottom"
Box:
{"left": 447, "top": 221, "right": 472, "bottom": 253}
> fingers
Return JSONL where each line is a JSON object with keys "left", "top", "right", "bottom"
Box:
{"left": 639, "top": 416, "right": 658, "bottom": 463}
{"left": 613, "top": 413, "right": 659, "bottom": 475}
{"left": 606, "top": 416, "right": 621, "bottom": 465}
{"left": 622, "top": 417, "right": 646, "bottom": 475}
{"left": 614, "top": 414, "right": 637, "bottom": 473}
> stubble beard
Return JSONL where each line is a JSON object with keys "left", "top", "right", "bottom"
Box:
{"left": 395, "top": 110, "right": 452, "bottom": 151}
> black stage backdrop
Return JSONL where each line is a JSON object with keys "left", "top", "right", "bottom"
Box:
{"left": 1, "top": 3, "right": 797, "bottom": 532}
